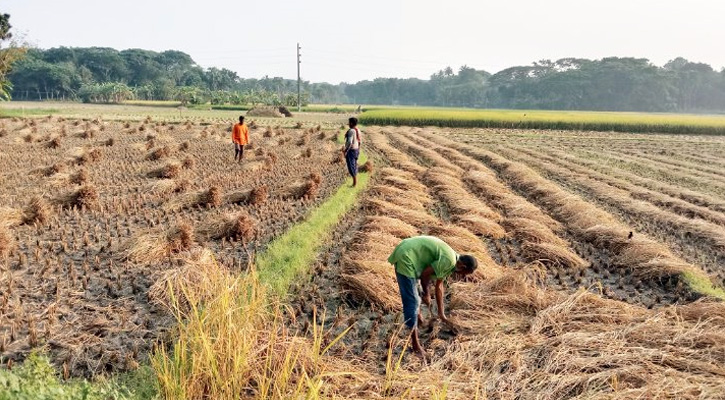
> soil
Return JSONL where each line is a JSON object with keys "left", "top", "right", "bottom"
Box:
{"left": 0, "top": 117, "right": 347, "bottom": 376}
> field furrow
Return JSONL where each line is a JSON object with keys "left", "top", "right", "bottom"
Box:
{"left": 497, "top": 145, "right": 725, "bottom": 283}
{"left": 531, "top": 146, "right": 725, "bottom": 214}
{"left": 572, "top": 149, "right": 725, "bottom": 199}
{"left": 514, "top": 146, "right": 725, "bottom": 228}
{"left": 411, "top": 129, "right": 701, "bottom": 304}
{"left": 426, "top": 133, "right": 723, "bottom": 300}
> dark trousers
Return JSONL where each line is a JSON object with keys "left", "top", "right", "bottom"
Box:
{"left": 235, "top": 143, "right": 244, "bottom": 159}
{"left": 345, "top": 149, "right": 359, "bottom": 177}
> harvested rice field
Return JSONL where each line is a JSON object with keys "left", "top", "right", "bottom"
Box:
{"left": 290, "top": 126, "right": 725, "bottom": 398}
{"left": 2, "top": 112, "right": 725, "bottom": 399}
{"left": 0, "top": 115, "right": 346, "bottom": 376}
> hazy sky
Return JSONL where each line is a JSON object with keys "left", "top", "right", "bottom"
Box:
{"left": 4, "top": 0, "right": 725, "bottom": 84}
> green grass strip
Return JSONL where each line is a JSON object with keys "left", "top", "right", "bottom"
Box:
{"left": 0, "top": 352, "right": 156, "bottom": 400}
{"left": 256, "top": 171, "right": 369, "bottom": 295}
{"left": 682, "top": 271, "right": 725, "bottom": 300}
{"left": 256, "top": 131, "right": 369, "bottom": 295}
{"left": 0, "top": 108, "right": 60, "bottom": 118}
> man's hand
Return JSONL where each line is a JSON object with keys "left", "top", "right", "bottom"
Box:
{"left": 422, "top": 291, "right": 431, "bottom": 307}
{"left": 435, "top": 279, "right": 453, "bottom": 326}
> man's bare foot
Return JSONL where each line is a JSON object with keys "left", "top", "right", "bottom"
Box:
{"left": 413, "top": 346, "right": 428, "bottom": 364}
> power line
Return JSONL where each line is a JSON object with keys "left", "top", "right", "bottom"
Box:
{"left": 297, "top": 43, "right": 301, "bottom": 112}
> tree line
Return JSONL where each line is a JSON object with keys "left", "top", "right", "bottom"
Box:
{"left": 6, "top": 46, "right": 725, "bottom": 112}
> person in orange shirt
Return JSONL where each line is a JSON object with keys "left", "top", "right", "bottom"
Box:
{"left": 232, "top": 116, "right": 250, "bottom": 162}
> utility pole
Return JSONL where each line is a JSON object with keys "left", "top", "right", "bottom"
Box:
{"left": 297, "top": 42, "right": 301, "bottom": 112}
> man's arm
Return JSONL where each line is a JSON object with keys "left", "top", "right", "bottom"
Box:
{"left": 435, "top": 279, "right": 449, "bottom": 323}
{"left": 420, "top": 266, "right": 435, "bottom": 306}
{"left": 343, "top": 130, "right": 352, "bottom": 153}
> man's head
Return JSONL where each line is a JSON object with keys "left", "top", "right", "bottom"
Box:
{"left": 239, "top": 116, "right": 244, "bottom": 123}
{"left": 453, "top": 254, "right": 477, "bottom": 279}
{"left": 348, "top": 117, "right": 358, "bottom": 128}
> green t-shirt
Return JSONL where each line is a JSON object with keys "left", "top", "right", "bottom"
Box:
{"left": 388, "top": 236, "right": 458, "bottom": 280}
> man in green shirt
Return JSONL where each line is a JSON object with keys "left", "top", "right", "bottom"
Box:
{"left": 387, "top": 236, "right": 478, "bottom": 359}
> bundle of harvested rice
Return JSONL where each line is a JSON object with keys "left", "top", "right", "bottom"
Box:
{"left": 0, "top": 225, "right": 16, "bottom": 258}
{"left": 265, "top": 152, "right": 278, "bottom": 167}
{"left": 75, "top": 148, "right": 102, "bottom": 165}
{"left": 362, "top": 216, "right": 418, "bottom": 239}
{"left": 225, "top": 189, "right": 253, "bottom": 205}
{"left": 33, "top": 162, "right": 67, "bottom": 177}
{"left": 381, "top": 175, "right": 427, "bottom": 193}
{"left": 360, "top": 160, "right": 374, "bottom": 174}
{"left": 309, "top": 172, "right": 322, "bottom": 186}
{"left": 148, "top": 248, "right": 228, "bottom": 311}
{"left": 250, "top": 185, "right": 268, "bottom": 205}
{"left": 521, "top": 242, "right": 588, "bottom": 270}
{"left": 363, "top": 198, "right": 439, "bottom": 227}
{"left": 181, "top": 156, "right": 195, "bottom": 169}
{"left": 0, "top": 207, "right": 23, "bottom": 227}
{"left": 22, "top": 196, "right": 52, "bottom": 225}
{"left": 53, "top": 185, "right": 99, "bottom": 210}
{"left": 282, "top": 179, "right": 319, "bottom": 200}
{"left": 148, "top": 161, "right": 182, "bottom": 179}
{"left": 341, "top": 272, "right": 401, "bottom": 311}
{"left": 449, "top": 272, "right": 558, "bottom": 332}
{"left": 455, "top": 214, "right": 507, "bottom": 239}
{"left": 369, "top": 185, "right": 431, "bottom": 210}
{"left": 501, "top": 217, "right": 566, "bottom": 246}
{"left": 119, "top": 221, "right": 195, "bottom": 263}
{"left": 165, "top": 186, "right": 222, "bottom": 211}
{"left": 174, "top": 179, "right": 190, "bottom": 193}
{"left": 200, "top": 186, "right": 222, "bottom": 207}
{"left": 70, "top": 168, "right": 89, "bottom": 185}
{"left": 146, "top": 146, "right": 171, "bottom": 161}
{"left": 428, "top": 224, "right": 489, "bottom": 255}
{"left": 198, "top": 212, "right": 257, "bottom": 242}
{"left": 340, "top": 257, "right": 392, "bottom": 275}
{"left": 350, "top": 231, "right": 401, "bottom": 257}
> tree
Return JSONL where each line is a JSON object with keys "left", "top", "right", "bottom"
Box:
{"left": 175, "top": 86, "right": 204, "bottom": 106}
{"left": 121, "top": 48, "right": 163, "bottom": 86}
{"left": 78, "top": 82, "right": 133, "bottom": 103}
{"left": 0, "top": 14, "right": 27, "bottom": 100}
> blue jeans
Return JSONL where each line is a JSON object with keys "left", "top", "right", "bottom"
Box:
{"left": 395, "top": 270, "right": 420, "bottom": 329}
{"left": 345, "top": 149, "right": 359, "bottom": 177}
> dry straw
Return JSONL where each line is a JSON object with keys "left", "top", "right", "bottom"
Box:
{"left": 165, "top": 186, "right": 223, "bottom": 211}
{"left": 53, "top": 185, "right": 99, "bottom": 210}
{"left": 119, "top": 221, "right": 194, "bottom": 264}
{"left": 148, "top": 161, "right": 182, "bottom": 179}
{"left": 0, "top": 224, "right": 16, "bottom": 259}
{"left": 361, "top": 216, "right": 419, "bottom": 239}
{"left": 363, "top": 198, "right": 439, "bottom": 227}
{"left": 22, "top": 196, "right": 52, "bottom": 225}
{"left": 198, "top": 212, "right": 257, "bottom": 242}
{"left": 341, "top": 271, "right": 402, "bottom": 311}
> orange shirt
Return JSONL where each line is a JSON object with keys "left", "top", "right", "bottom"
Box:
{"left": 232, "top": 123, "right": 249, "bottom": 145}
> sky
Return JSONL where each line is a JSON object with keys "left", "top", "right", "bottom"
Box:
{"left": 4, "top": 0, "right": 725, "bottom": 84}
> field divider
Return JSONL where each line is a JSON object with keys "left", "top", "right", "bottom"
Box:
{"left": 358, "top": 108, "right": 725, "bottom": 135}
{"left": 255, "top": 142, "right": 369, "bottom": 295}
{"left": 150, "top": 144, "right": 372, "bottom": 398}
